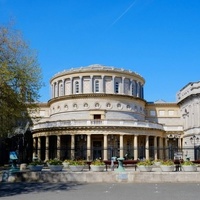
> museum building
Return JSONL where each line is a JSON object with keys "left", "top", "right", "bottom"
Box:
{"left": 31, "top": 64, "right": 200, "bottom": 161}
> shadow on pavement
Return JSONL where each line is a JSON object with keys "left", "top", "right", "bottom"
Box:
{"left": 0, "top": 182, "right": 84, "bottom": 197}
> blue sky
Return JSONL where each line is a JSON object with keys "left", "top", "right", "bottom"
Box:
{"left": 1, "top": 0, "right": 200, "bottom": 103}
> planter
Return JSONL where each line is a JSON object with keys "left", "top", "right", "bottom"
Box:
{"left": 154, "top": 162, "right": 161, "bottom": 167}
{"left": 182, "top": 165, "right": 197, "bottom": 172}
{"left": 69, "top": 165, "right": 84, "bottom": 172}
{"left": 90, "top": 165, "right": 105, "bottom": 172}
{"left": 137, "top": 165, "right": 153, "bottom": 172}
{"left": 29, "top": 165, "right": 43, "bottom": 171}
{"left": 160, "top": 165, "right": 174, "bottom": 172}
{"left": 62, "top": 162, "right": 69, "bottom": 168}
{"left": 48, "top": 165, "right": 63, "bottom": 172}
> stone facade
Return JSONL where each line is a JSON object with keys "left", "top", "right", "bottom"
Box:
{"left": 30, "top": 64, "right": 200, "bottom": 161}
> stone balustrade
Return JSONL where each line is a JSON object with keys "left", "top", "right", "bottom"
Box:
{"left": 32, "top": 119, "right": 164, "bottom": 130}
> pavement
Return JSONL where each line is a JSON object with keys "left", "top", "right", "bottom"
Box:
{"left": 1, "top": 182, "right": 200, "bottom": 200}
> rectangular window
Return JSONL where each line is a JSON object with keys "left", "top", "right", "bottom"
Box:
{"left": 168, "top": 110, "right": 174, "bottom": 116}
{"left": 159, "top": 110, "right": 165, "bottom": 116}
{"left": 95, "top": 80, "right": 99, "bottom": 92}
{"left": 115, "top": 82, "right": 119, "bottom": 93}
{"left": 150, "top": 110, "right": 156, "bottom": 116}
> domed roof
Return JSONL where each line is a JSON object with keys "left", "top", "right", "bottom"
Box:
{"left": 51, "top": 64, "right": 144, "bottom": 82}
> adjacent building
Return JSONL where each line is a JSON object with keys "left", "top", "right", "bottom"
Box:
{"left": 31, "top": 64, "right": 200, "bottom": 161}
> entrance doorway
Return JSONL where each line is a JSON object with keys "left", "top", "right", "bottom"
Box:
{"left": 94, "top": 114, "right": 101, "bottom": 120}
{"left": 93, "top": 141, "right": 102, "bottom": 160}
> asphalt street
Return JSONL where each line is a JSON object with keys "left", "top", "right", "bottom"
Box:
{"left": 0, "top": 182, "right": 200, "bottom": 200}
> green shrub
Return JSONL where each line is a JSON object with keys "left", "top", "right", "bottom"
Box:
{"left": 47, "top": 158, "right": 63, "bottom": 165}
{"left": 161, "top": 160, "right": 174, "bottom": 166}
{"left": 137, "top": 159, "right": 154, "bottom": 166}
{"left": 91, "top": 159, "right": 105, "bottom": 166}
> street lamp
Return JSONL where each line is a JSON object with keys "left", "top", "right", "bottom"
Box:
{"left": 190, "top": 135, "right": 199, "bottom": 160}
{"left": 190, "top": 135, "right": 199, "bottom": 146}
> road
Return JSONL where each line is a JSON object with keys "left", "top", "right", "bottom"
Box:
{"left": 0, "top": 182, "right": 200, "bottom": 200}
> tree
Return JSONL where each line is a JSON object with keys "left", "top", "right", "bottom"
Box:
{"left": 0, "top": 24, "right": 43, "bottom": 138}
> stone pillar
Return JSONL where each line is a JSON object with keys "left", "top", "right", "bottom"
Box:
{"left": 38, "top": 137, "right": 41, "bottom": 160}
{"left": 122, "top": 77, "right": 125, "bottom": 94}
{"left": 45, "top": 136, "right": 49, "bottom": 161}
{"left": 33, "top": 137, "right": 37, "bottom": 159}
{"left": 62, "top": 79, "right": 65, "bottom": 96}
{"left": 71, "top": 134, "right": 75, "bottom": 159}
{"left": 119, "top": 135, "right": 124, "bottom": 158}
{"left": 141, "top": 84, "right": 144, "bottom": 98}
{"left": 159, "top": 137, "right": 163, "bottom": 159}
{"left": 130, "top": 79, "right": 133, "bottom": 95}
{"left": 79, "top": 76, "right": 83, "bottom": 94}
{"left": 54, "top": 82, "right": 57, "bottom": 97}
{"left": 145, "top": 135, "right": 149, "bottom": 160}
{"left": 57, "top": 81, "right": 59, "bottom": 97}
{"left": 112, "top": 76, "right": 115, "bottom": 93}
{"left": 154, "top": 136, "right": 158, "bottom": 160}
{"left": 136, "top": 82, "right": 140, "bottom": 97}
{"left": 57, "top": 135, "right": 61, "bottom": 159}
{"left": 103, "top": 134, "right": 108, "bottom": 160}
{"left": 52, "top": 84, "right": 54, "bottom": 98}
{"left": 87, "top": 134, "right": 91, "bottom": 161}
{"left": 90, "top": 76, "right": 93, "bottom": 93}
{"left": 178, "top": 137, "right": 182, "bottom": 150}
{"left": 134, "top": 135, "right": 138, "bottom": 160}
{"left": 70, "top": 77, "right": 73, "bottom": 94}
{"left": 102, "top": 75, "right": 105, "bottom": 93}
{"left": 165, "top": 138, "right": 169, "bottom": 159}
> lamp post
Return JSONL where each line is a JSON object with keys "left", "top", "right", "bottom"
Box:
{"left": 190, "top": 135, "right": 199, "bottom": 160}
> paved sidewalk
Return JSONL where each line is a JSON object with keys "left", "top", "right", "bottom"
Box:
{"left": 1, "top": 182, "right": 200, "bottom": 200}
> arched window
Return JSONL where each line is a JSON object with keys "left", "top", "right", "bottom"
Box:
{"left": 115, "top": 82, "right": 119, "bottom": 93}
{"left": 59, "top": 83, "right": 63, "bottom": 96}
{"left": 132, "top": 81, "right": 136, "bottom": 96}
{"left": 95, "top": 80, "right": 99, "bottom": 92}
{"left": 75, "top": 81, "right": 79, "bottom": 93}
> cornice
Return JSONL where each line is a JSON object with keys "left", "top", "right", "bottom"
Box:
{"left": 48, "top": 93, "right": 147, "bottom": 105}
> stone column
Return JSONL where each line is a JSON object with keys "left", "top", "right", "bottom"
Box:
{"left": 57, "top": 135, "right": 61, "bottom": 159}
{"left": 52, "top": 84, "right": 54, "bottom": 98}
{"left": 136, "top": 82, "right": 140, "bottom": 97}
{"left": 54, "top": 82, "right": 57, "bottom": 97}
{"left": 178, "top": 137, "right": 182, "bottom": 150}
{"left": 45, "top": 136, "right": 49, "bottom": 161}
{"left": 71, "top": 134, "right": 75, "bottom": 159}
{"left": 159, "top": 137, "right": 163, "bottom": 159}
{"left": 154, "top": 136, "right": 158, "bottom": 160}
{"left": 90, "top": 76, "right": 93, "bottom": 93}
{"left": 141, "top": 85, "right": 144, "bottom": 98}
{"left": 62, "top": 79, "right": 65, "bottom": 96}
{"left": 38, "top": 137, "right": 41, "bottom": 160}
{"left": 102, "top": 75, "right": 105, "bottom": 93}
{"left": 70, "top": 77, "right": 73, "bottom": 94}
{"left": 119, "top": 135, "right": 124, "bottom": 158}
{"left": 122, "top": 77, "right": 125, "bottom": 94}
{"left": 130, "top": 79, "right": 133, "bottom": 95}
{"left": 112, "top": 76, "right": 115, "bottom": 93}
{"left": 79, "top": 76, "right": 83, "bottom": 94}
{"left": 103, "top": 134, "right": 108, "bottom": 160}
{"left": 145, "top": 135, "right": 149, "bottom": 160}
{"left": 165, "top": 138, "right": 169, "bottom": 159}
{"left": 87, "top": 134, "right": 91, "bottom": 161}
{"left": 57, "top": 81, "right": 59, "bottom": 97}
{"left": 134, "top": 135, "right": 138, "bottom": 160}
{"left": 33, "top": 137, "right": 37, "bottom": 159}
